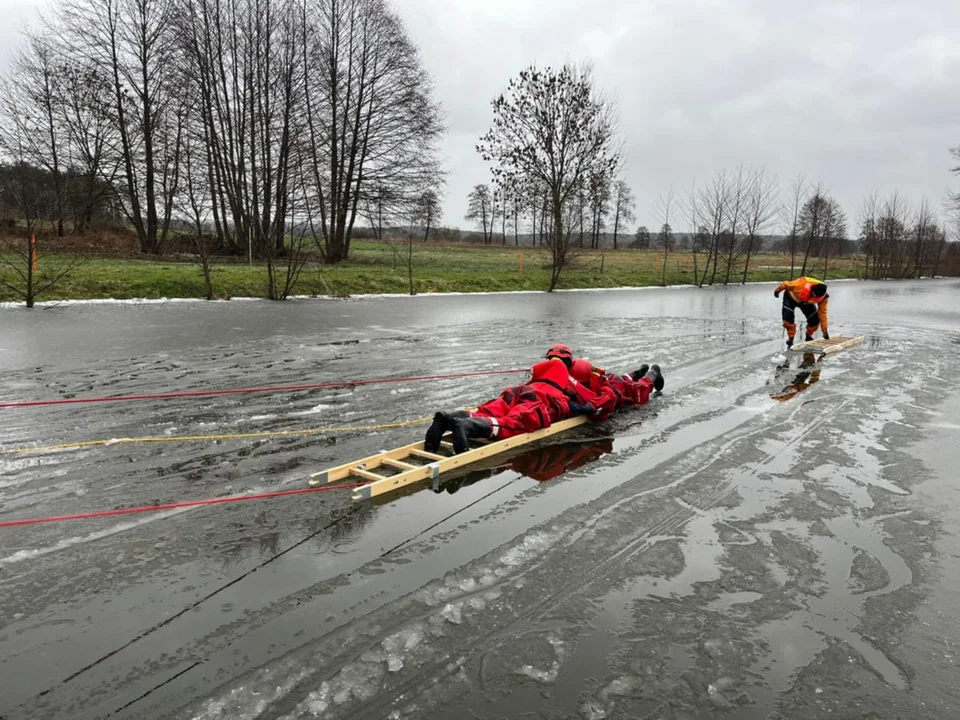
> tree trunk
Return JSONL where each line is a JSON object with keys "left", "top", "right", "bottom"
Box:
{"left": 548, "top": 200, "right": 564, "bottom": 292}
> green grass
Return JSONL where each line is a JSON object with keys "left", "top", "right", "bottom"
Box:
{"left": 0, "top": 240, "right": 866, "bottom": 303}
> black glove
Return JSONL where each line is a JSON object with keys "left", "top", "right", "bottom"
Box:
{"left": 774, "top": 289, "right": 781, "bottom": 298}
{"left": 569, "top": 401, "right": 594, "bottom": 417}
{"left": 822, "top": 331, "right": 830, "bottom": 340}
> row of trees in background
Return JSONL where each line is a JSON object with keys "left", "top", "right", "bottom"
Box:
{"left": 463, "top": 159, "right": 956, "bottom": 288}
{"left": 464, "top": 177, "right": 637, "bottom": 251}
{"left": 0, "top": 0, "right": 445, "bottom": 286}
{"left": 3, "top": 18, "right": 959, "bottom": 304}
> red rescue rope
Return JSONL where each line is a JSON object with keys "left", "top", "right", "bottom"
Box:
{"left": 0, "top": 368, "right": 526, "bottom": 410}
{"left": 0, "top": 483, "right": 366, "bottom": 529}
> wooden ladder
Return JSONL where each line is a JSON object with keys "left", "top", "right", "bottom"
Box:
{"left": 791, "top": 334, "right": 865, "bottom": 355}
{"left": 309, "top": 415, "right": 590, "bottom": 500}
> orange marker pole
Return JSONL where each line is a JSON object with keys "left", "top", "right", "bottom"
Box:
{"left": 519, "top": 252, "right": 524, "bottom": 274}
{"left": 31, "top": 234, "right": 37, "bottom": 271}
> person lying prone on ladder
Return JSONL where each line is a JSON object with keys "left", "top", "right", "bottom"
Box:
{"left": 569, "top": 358, "right": 664, "bottom": 410}
{"left": 424, "top": 344, "right": 617, "bottom": 454}
{"left": 774, "top": 276, "right": 830, "bottom": 348}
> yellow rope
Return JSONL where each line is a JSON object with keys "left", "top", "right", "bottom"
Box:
{"left": 0, "top": 416, "right": 434, "bottom": 457}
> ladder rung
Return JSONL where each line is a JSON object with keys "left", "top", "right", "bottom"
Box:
{"left": 410, "top": 449, "right": 444, "bottom": 461}
{"left": 351, "top": 467, "right": 387, "bottom": 482}
{"left": 382, "top": 458, "right": 417, "bottom": 471}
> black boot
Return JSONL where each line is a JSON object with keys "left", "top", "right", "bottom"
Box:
{"left": 630, "top": 364, "right": 649, "bottom": 382}
{"left": 451, "top": 417, "right": 491, "bottom": 454}
{"left": 424, "top": 410, "right": 468, "bottom": 452}
{"left": 645, "top": 364, "right": 664, "bottom": 392}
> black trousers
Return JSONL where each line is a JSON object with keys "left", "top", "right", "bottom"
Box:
{"left": 782, "top": 294, "right": 819, "bottom": 329}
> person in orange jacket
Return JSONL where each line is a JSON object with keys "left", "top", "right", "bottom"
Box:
{"left": 774, "top": 276, "right": 830, "bottom": 348}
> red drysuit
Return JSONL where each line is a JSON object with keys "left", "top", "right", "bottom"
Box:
{"left": 508, "top": 439, "right": 614, "bottom": 482}
{"left": 571, "top": 359, "right": 655, "bottom": 410}
{"left": 470, "top": 358, "right": 609, "bottom": 441}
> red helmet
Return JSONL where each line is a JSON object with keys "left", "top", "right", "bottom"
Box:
{"left": 544, "top": 344, "right": 573, "bottom": 365}
{"left": 570, "top": 358, "right": 594, "bottom": 383}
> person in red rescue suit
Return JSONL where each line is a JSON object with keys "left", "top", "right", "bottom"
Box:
{"left": 569, "top": 358, "right": 664, "bottom": 409}
{"left": 424, "top": 345, "right": 664, "bottom": 454}
{"left": 424, "top": 344, "right": 611, "bottom": 454}
{"left": 774, "top": 276, "right": 830, "bottom": 348}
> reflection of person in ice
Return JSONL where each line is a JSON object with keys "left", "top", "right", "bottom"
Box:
{"left": 768, "top": 352, "right": 823, "bottom": 402}
{"left": 437, "top": 439, "right": 614, "bottom": 494}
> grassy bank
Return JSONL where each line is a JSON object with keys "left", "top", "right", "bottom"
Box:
{"left": 0, "top": 240, "right": 866, "bottom": 302}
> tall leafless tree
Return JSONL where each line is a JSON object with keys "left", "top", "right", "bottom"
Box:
{"left": 415, "top": 189, "right": 441, "bottom": 242}
{"left": 299, "top": 0, "right": 443, "bottom": 263}
{"left": 587, "top": 172, "right": 610, "bottom": 249}
{"left": 740, "top": 168, "right": 778, "bottom": 283}
{"left": 655, "top": 189, "right": 675, "bottom": 286}
{"left": 478, "top": 63, "right": 621, "bottom": 291}
{"left": 782, "top": 174, "right": 808, "bottom": 277}
{"left": 797, "top": 186, "right": 846, "bottom": 278}
{"left": 465, "top": 183, "right": 493, "bottom": 242}
{"left": 0, "top": 36, "right": 70, "bottom": 237}
{"left": 609, "top": 179, "right": 635, "bottom": 250}
{"left": 696, "top": 170, "right": 729, "bottom": 287}
{"left": 60, "top": 0, "right": 181, "bottom": 254}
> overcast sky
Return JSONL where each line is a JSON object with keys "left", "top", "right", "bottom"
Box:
{"left": 4, "top": 0, "right": 959, "bottom": 234}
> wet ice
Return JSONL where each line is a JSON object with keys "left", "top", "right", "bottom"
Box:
{"left": 2, "top": 280, "right": 960, "bottom": 719}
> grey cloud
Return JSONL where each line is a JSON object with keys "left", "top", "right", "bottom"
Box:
{"left": 3, "top": 0, "right": 957, "bottom": 234}
{"left": 395, "top": 0, "right": 960, "bottom": 231}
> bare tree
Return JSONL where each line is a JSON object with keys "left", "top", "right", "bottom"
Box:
{"left": 908, "top": 197, "right": 936, "bottom": 278}
{"left": 782, "top": 174, "right": 808, "bottom": 277}
{"left": 493, "top": 187, "right": 509, "bottom": 244}
{"left": 177, "top": 111, "right": 217, "bottom": 299}
{"left": 697, "top": 170, "right": 729, "bottom": 287}
{"left": 859, "top": 191, "right": 946, "bottom": 279}
{"left": 797, "top": 186, "right": 846, "bottom": 278}
{"left": 465, "top": 183, "right": 493, "bottom": 242}
{"left": 299, "top": 0, "right": 444, "bottom": 263}
{"left": 655, "top": 189, "right": 675, "bottom": 286}
{"left": 416, "top": 189, "right": 441, "bottom": 242}
{"left": 587, "top": 172, "right": 610, "bottom": 249}
{"left": 740, "top": 168, "right": 778, "bottom": 283}
{"left": 478, "top": 63, "right": 621, "bottom": 291}
{"left": 60, "top": 0, "right": 182, "bottom": 254}
{"left": 610, "top": 179, "right": 635, "bottom": 250}
{"left": 632, "top": 225, "right": 651, "bottom": 249}
{"left": 510, "top": 191, "right": 524, "bottom": 246}
{"left": 720, "top": 166, "right": 749, "bottom": 285}
{"left": 55, "top": 59, "right": 124, "bottom": 233}
{"left": 857, "top": 191, "right": 881, "bottom": 279}
{"left": 0, "top": 36, "right": 68, "bottom": 237}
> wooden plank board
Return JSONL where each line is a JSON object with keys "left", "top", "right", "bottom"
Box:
{"left": 790, "top": 335, "right": 865, "bottom": 354}
{"left": 352, "top": 415, "right": 590, "bottom": 500}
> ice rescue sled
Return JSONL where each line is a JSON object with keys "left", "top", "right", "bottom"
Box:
{"left": 309, "top": 415, "right": 590, "bottom": 500}
{"left": 790, "top": 334, "right": 865, "bottom": 355}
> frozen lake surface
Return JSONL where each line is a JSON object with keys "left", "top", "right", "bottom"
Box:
{"left": 2, "top": 279, "right": 960, "bottom": 719}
